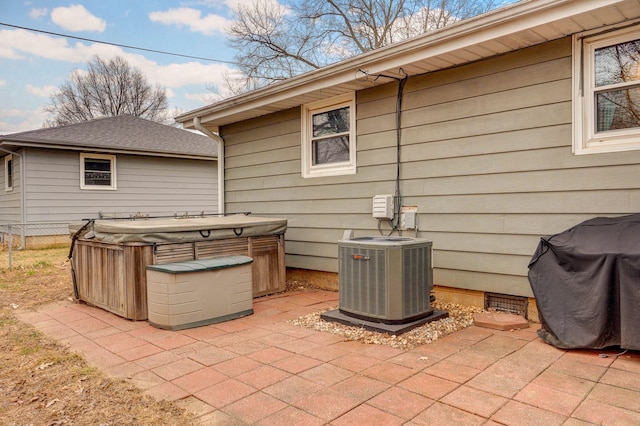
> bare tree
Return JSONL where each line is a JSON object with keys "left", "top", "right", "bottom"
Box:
{"left": 44, "top": 56, "right": 168, "bottom": 126}
{"left": 224, "top": 0, "right": 515, "bottom": 93}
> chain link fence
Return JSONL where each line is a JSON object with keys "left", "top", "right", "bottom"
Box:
{"left": 0, "top": 222, "right": 73, "bottom": 268}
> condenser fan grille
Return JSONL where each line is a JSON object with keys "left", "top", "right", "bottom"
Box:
{"left": 403, "top": 245, "right": 431, "bottom": 316}
{"left": 339, "top": 246, "right": 387, "bottom": 318}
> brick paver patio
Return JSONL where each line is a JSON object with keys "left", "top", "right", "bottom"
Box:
{"left": 17, "top": 290, "right": 640, "bottom": 425}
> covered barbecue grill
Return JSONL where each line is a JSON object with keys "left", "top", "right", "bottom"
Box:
{"left": 70, "top": 214, "right": 287, "bottom": 320}
{"left": 528, "top": 214, "right": 640, "bottom": 350}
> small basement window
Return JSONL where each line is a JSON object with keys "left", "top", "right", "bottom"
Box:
{"left": 80, "top": 153, "right": 116, "bottom": 190}
{"left": 574, "top": 24, "right": 640, "bottom": 154}
{"left": 301, "top": 93, "right": 356, "bottom": 178}
{"left": 5, "top": 154, "right": 13, "bottom": 192}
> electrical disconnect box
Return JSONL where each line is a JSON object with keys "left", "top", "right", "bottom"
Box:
{"left": 400, "top": 206, "right": 418, "bottom": 229}
{"left": 372, "top": 194, "right": 394, "bottom": 220}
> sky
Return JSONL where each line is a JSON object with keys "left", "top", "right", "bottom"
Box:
{"left": 0, "top": 0, "right": 249, "bottom": 134}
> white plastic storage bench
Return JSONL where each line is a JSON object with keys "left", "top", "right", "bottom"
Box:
{"left": 146, "top": 255, "right": 253, "bottom": 330}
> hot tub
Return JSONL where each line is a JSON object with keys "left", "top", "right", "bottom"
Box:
{"left": 70, "top": 215, "right": 287, "bottom": 320}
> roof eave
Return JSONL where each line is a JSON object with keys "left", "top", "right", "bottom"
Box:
{"left": 176, "top": 0, "right": 622, "bottom": 129}
{"left": 0, "top": 140, "right": 217, "bottom": 160}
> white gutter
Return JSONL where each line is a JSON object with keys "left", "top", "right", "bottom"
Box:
{"left": 193, "top": 117, "right": 225, "bottom": 215}
{"left": 0, "top": 140, "right": 215, "bottom": 161}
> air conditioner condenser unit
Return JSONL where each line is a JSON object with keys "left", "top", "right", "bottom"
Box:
{"left": 338, "top": 236, "right": 433, "bottom": 323}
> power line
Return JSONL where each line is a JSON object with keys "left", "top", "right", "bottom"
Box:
{"left": 0, "top": 22, "right": 238, "bottom": 66}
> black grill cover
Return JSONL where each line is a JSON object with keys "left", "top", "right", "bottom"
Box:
{"left": 528, "top": 214, "right": 640, "bottom": 350}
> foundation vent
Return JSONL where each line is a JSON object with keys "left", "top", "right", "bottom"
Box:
{"left": 484, "top": 292, "right": 528, "bottom": 319}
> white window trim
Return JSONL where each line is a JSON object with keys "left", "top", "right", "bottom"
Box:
{"left": 80, "top": 153, "right": 117, "bottom": 190}
{"left": 4, "top": 154, "right": 13, "bottom": 192}
{"left": 573, "top": 24, "right": 640, "bottom": 155}
{"left": 301, "top": 93, "right": 356, "bottom": 178}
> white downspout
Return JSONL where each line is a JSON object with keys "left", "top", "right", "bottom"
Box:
{"left": 193, "top": 117, "right": 225, "bottom": 215}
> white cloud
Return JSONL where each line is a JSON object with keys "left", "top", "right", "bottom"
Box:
{"left": 0, "top": 80, "right": 5, "bottom": 88}
{"left": 148, "top": 7, "right": 231, "bottom": 35}
{"left": 221, "top": 0, "right": 256, "bottom": 9}
{"left": 0, "top": 33, "right": 23, "bottom": 59}
{"left": 200, "top": 0, "right": 283, "bottom": 11}
{"left": 29, "top": 8, "right": 48, "bottom": 19}
{"left": 0, "top": 25, "right": 235, "bottom": 120}
{"left": 184, "top": 91, "right": 222, "bottom": 104}
{"left": 51, "top": 5, "right": 106, "bottom": 33}
{"left": 0, "top": 108, "right": 49, "bottom": 134}
{"left": 0, "top": 28, "right": 234, "bottom": 90}
{"left": 0, "top": 28, "right": 124, "bottom": 62}
{"left": 141, "top": 60, "right": 231, "bottom": 88}
{"left": 26, "top": 84, "right": 57, "bottom": 98}
{"left": 0, "top": 108, "right": 27, "bottom": 118}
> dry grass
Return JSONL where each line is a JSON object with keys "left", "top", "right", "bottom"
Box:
{"left": 0, "top": 246, "right": 196, "bottom": 425}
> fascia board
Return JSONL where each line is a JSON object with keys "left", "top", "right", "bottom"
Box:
{"left": 0, "top": 140, "right": 216, "bottom": 161}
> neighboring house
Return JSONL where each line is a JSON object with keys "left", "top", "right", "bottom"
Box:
{"left": 176, "top": 0, "right": 640, "bottom": 309}
{"left": 0, "top": 115, "right": 218, "bottom": 246}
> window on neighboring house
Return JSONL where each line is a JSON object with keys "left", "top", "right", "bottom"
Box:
{"left": 574, "top": 25, "right": 640, "bottom": 154}
{"left": 301, "top": 93, "right": 356, "bottom": 177}
{"left": 80, "top": 153, "right": 116, "bottom": 190}
{"left": 5, "top": 154, "right": 13, "bottom": 192}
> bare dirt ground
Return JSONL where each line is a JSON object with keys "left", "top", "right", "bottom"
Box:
{"left": 0, "top": 246, "right": 196, "bottom": 425}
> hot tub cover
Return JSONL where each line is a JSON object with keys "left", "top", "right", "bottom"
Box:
{"left": 73, "top": 215, "right": 287, "bottom": 243}
{"left": 528, "top": 214, "right": 640, "bottom": 350}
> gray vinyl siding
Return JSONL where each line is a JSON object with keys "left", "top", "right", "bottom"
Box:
{"left": 221, "top": 36, "right": 640, "bottom": 298}
{"left": 23, "top": 148, "right": 218, "bottom": 223}
{"left": 0, "top": 151, "right": 22, "bottom": 222}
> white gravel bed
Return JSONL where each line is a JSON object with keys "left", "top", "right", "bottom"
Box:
{"left": 289, "top": 301, "right": 486, "bottom": 350}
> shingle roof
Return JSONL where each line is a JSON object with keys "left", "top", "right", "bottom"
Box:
{"left": 0, "top": 115, "right": 217, "bottom": 159}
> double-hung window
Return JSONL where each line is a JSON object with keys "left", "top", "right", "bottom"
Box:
{"left": 80, "top": 153, "right": 116, "bottom": 190}
{"left": 301, "top": 93, "right": 356, "bottom": 177}
{"left": 5, "top": 154, "right": 13, "bottom": 192}
{"left": 574, "top": 25, "right": 640, "bottom": 154}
